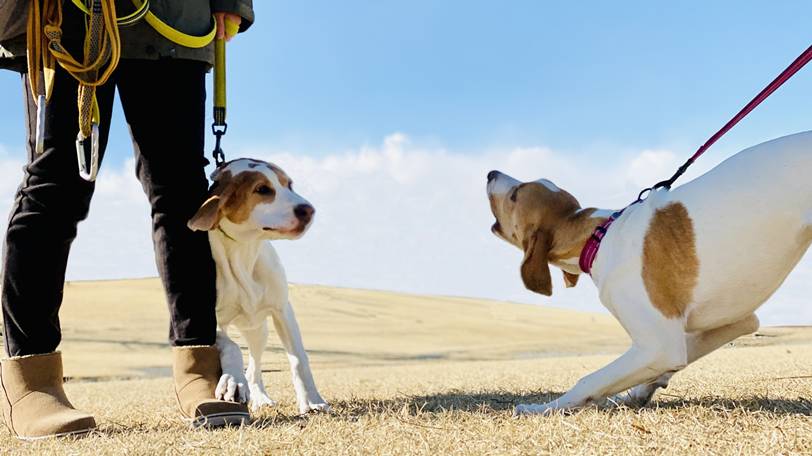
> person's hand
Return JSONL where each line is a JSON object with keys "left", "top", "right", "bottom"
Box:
{"left": 214, "top": 12, "right": 241, "bottom": 42}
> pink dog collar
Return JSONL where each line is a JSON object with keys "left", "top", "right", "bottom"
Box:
{"left": 579, "top": 210, "right": 624, "bottom": 275}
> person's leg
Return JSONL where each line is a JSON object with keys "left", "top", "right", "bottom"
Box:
{"left": 115, "top": 59, "right": 248, "bottom": 427}
{"left": 2, "top": 69, "right": 115, "bottom": 357}
{"left": 0, "top": 66, "right": 115, "bottom": 440}
{"left": 114, "top": 59, "right": 217, "bottom": 347}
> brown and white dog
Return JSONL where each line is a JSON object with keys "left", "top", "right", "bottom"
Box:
{"left": 188, "top": 158, "right": 329, "bottom": 414}
{"left": 487, "top": 131, "right": 812, "bottom": 415}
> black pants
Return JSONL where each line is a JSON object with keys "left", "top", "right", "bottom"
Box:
{"left": 2, "top": 59, "right": 218, "bottom": 356}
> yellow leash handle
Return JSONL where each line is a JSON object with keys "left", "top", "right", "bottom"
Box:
{"left": 214, "top": 38, "right": 226, "bottom": 126}
{"left": 211, "top": 37, "right": 227, "bottom": 166}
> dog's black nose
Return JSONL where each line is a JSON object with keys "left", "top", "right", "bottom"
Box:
{"left": 294, "top": 204, "right": 315, "bottom": 222}
{"left": 487, "top": 170, "right": 501, "bottom": 182}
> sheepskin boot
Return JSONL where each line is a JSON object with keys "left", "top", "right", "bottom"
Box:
{"left": 0, "top": 352, "right": 96, "bottom": 440}
{"left": 172, "top": 346, "right": 250, "bottom": 428}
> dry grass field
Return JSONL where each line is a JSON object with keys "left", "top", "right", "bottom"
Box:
{"left": 2, "top": 278, "right": 812, "bottom": 455}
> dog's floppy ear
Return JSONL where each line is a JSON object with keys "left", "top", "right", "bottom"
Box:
{"left": 188, "top": 195, "right": 223, "bottom": 231}
{"left": 521, "top": 230, "right": 553, "bottom": 296}
{"left": 562, "top": 271, "right": 580, "bottom": 288}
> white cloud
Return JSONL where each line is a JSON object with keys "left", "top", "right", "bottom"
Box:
{"left": 626, "top": 149, "right": 678, "bottom": 189}
{"left": 0, "top": 134, "right": 809, "bottom": 326}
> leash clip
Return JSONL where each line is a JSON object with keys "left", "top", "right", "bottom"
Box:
{"left": 636, "top": 186, "right": 653, "bottom": 202}
{"left": 76, "top": 123, "right": 100, "bottom": 181}
{"left": 638, "top": 171, "right": 680, "bottom": 202}
{"left": 211, "top": 123, "right": 227, "bottom": 167}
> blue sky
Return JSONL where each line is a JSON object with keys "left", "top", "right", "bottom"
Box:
{"left": 2, "top": 1, "right": 811, "bottom": 165}
{"left": 0, "top": 1, "right": 811, "bottom": 324}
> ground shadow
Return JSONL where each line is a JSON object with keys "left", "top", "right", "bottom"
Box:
{"left": 249, "top": 390, "right": 812, "bottom": 429}
{"left": 249, "top": 390, "right": 562, "bottom": 428}
{"left": 54, "top": 391, "right": 812, "bottom": 436}
{"left": 48, "top": 390, "right": 812, "bottom": 438}
{"left": 649, "top": 395, "right": 812, "bottom": 416}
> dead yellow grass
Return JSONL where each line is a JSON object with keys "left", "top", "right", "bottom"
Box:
{"left": 2, "top": 279, "right": 812, "bottom": 455}
{"left": 52, "top": 278, "right": 632, "bottom": 379}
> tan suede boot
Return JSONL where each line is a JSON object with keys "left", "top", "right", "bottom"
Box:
{"left": 0, "top": 352, "right": 96, "bottom": 440}
{"left": 173, "top": 346, "right": 250, "bottom": 428}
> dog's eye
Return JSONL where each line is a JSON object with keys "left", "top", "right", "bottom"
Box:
{"left": 255, "top": 185, "right": 274, "bottom": 195}
{"left": 509, "top": 188, "right": 518, "bottom": 202}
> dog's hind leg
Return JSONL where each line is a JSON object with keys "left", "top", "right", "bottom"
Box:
{"left": 515, "top": 340, "right": 685, "bottom": 415}
{"left": 609, "top": 372, "right": 673, "bottom": 408}
{"left": 686, "top": 314, "right": 759, "bottom": 360}
{"left": 611, "top": 314, "right": 760, "bottom": 407}
{"left": 270, "top": 300, "right": 330, "bottom": 414}
{"left": 516, "top": 286, "right": 690, "bottom": 415}
{"left": 241, "top": 321, "right": 277, "bottom": 411}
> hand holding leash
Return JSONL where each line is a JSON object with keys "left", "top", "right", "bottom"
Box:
{"left": 214, "top": 12, "right": 241, "bottom": 42}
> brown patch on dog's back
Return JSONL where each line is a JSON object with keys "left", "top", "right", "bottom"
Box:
{"left": 642, "top": 202, "right": 699, "bottom": 318}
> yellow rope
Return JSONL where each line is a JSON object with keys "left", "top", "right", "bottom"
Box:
{"left": 70, "top": 0, "right": 149, "bottom": 26}
{"left": 71, "top": 0, "right": 215, "bottom": 46}
{"left": 28, "top": 0, "right": 218, "bottom": 165}
{"left": 27, "top": 0, "right": 120, "bottom": 138}
{"left": 131, "top": 0, "right": 215, "bottom": 49}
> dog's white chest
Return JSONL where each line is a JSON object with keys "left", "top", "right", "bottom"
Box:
{"left": 209, "top": 236, "right": 288, "bottom": 330}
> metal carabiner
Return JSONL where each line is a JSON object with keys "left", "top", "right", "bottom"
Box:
{"left": 35, "top": 95, "right": 46, "bottom": 155}
{"left": 211, "top": 122, "right": 227, "bottom": 167}
{"left": 636, "top": 186, "right": 653, "bottom": 203}
{"left": 76, "top": 123, "right": 100, "bottom": 181}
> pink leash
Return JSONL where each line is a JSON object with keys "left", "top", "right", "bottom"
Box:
{"left": 580, "top": 43, "right": 812, "bottom": 275}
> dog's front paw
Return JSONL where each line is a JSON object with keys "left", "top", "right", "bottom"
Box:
{"left": 215, "top": 373, "right": 249, "bottom": 404}
{"left": 249, "top": 391, "right": 277, "bottom": 412}
{"left": 513, "top": 402, "right": 556, "bottom": 417}
{"left": 298, "top": 396, "right": 330, "bottom": 415}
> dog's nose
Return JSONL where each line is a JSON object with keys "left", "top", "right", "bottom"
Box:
{"left": 487, "top": 170, "right": 501, "bottom": 183}
{"left": 294, "top": 204, "right": 315, "bottom": 222}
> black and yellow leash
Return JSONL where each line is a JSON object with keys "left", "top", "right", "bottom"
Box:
{"left": 28, "top": 0, "right": 226, "bottom": 181}
{"left": 211, "top": 36, "right": 227, "bottom": 167}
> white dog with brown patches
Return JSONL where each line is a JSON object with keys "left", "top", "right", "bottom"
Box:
{"left": 487, "top": 131, "right": 812, "bottom": 415}
{"left": 188, "top": 158, "right": 329, "bottom": 414}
